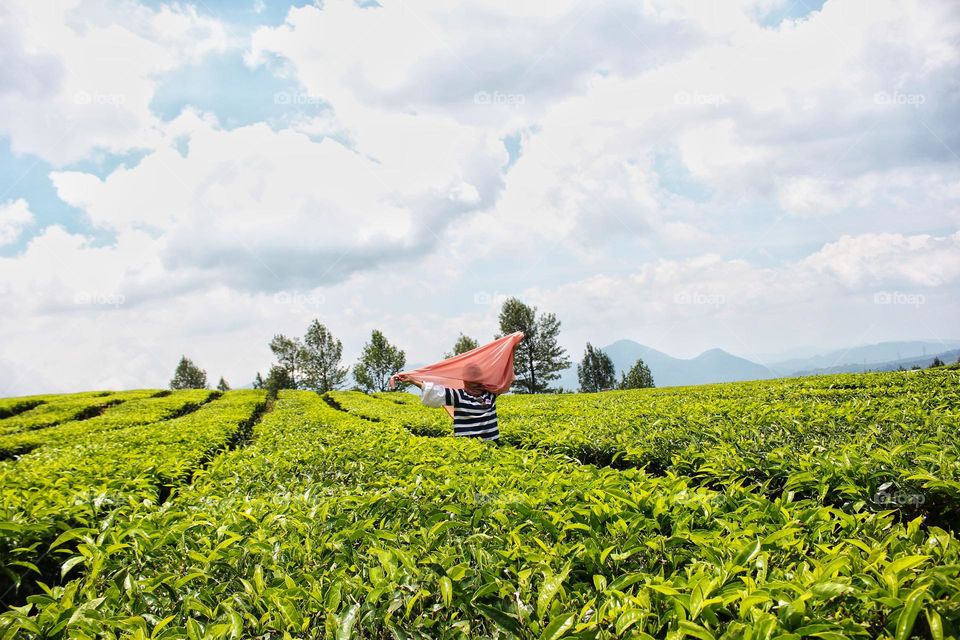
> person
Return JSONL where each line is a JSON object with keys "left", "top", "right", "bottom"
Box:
{"left": 399, "top": 363, "right": 501, "bottom": 444}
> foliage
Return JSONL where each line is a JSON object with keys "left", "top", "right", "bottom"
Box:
{"left": 268, "top": 321, "right": 349, "bottom": 393}
{"left": 619, "top": 358, "right": 655, "bottom": 389}
{"left": 353, "top": 330, "right": 406, "bottom": 393}
{"left": 0, "top": 390, "right": 157, "bottom": 439}
{"left": 444, "top": 333, "right": 480, "bottom": 359}
{"left": 216, "top": 377, "right": 231, "bottom": 392}
{"left": 0, "top": 397, "right": 49, "bottom": 421}
{"left": 169, "top": 356, "right": 208, "bottom": 390}
{"left": 0, "top": 390, "right": 213, "bottom": 459}
{"left": 268, "top": 335, "right": 304, "bottom": 389}
{"left": 265, "top": 365, "right": 295, "bottom": 395}
{"left": 498, "top": 297, "right": 571, "bottom": 393}
{"left": 1, "top": 372, "right": 959, "bottom": 638}
{"left": 578, "top": 343, "right": 616, "bottom": 392}
{"left": 328, "top": 390, "right": 452, "bottom": 437}
{"left": 302, "top": 320, "right": 349, "bottom": 393}
{"left": 0, "top": 390, "right": 266, "bottom": 608}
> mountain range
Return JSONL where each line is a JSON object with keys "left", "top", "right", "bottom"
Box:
{"left": 555, "top": 339, "right": 960, "bottom": 390}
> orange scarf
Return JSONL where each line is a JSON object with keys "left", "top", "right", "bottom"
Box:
{"left": 390, "top": 331, "right": 525, "bottom": 395}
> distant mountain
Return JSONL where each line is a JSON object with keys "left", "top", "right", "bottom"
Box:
{"left": 554, "top": 339, "right": 960, "bottom": 390}
{"left": 557, "top": 340, "right": 777, "bottom": 390}
{"left": 768, "top": 340, "right": 960, "bottom": 375}
{"left": 790, "top": 349, "right": 960, "bottom": 376}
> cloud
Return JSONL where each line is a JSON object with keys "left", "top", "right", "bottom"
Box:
{"left": 248, "top": 0, "right": 703, "bottom": 126}
{"left": 49, "top": 107, "right": 506, "bottom": 292}
{"left": 0, "top": 0, "right": 229, "bottom": 165}
{"left": 801, "top": 231, "right": 960, "bottom": 288}
{"left": 0, "top": 224, "right": 172, "bottom": 315}
{"left": 1, "top": 0, "right": 958, "bottom": 395}
{"left": 0, "top": 199, "right": 34, "bottom": 246}
{"left": 516, "top": 230, "right": 960, "bottom": 359}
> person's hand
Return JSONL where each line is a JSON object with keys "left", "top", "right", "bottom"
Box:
{"left": 397, "top": 374, "right": 422, "bottom": 389}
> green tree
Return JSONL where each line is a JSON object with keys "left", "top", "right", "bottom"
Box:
{"left": 267, "top": 321, "right": 348, "bottom": 393}
{"left": 578, "top": 343, "right": 616, "bottom": 392}
{"left": 265, "top": 365, "right": 294, "bottom": 396}
{"left": 929, "top": 357, "right": 945, "bottom": 368}
{"left": 618, "top": 358, "right": 655, "bottom": 390}
{"left": 252, "top": 372, "right": 264, "bottom": 389}
{"left": 302, "top": 320, "right": 349, "bottom": 392}
{"left": 444, "top": 333, "right": 479, "bottom": 359}
{"left": 269, "top": 334, "right": 304, "bottom": 389}
{"left": 170, "top": 356, "right": 208, "bottom": 390}
{"left": 354, "top": 330, "right": 407, "bottom": 392}
{"left": 498, "top": 297, "right": 571, "bottom": 393}
{"left": 216, "top": 377, "right": 231, "bottom": 392}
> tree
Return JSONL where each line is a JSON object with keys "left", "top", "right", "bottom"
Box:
{"left": 265, "top": 365, "right": 294, "bottom": 395}
{"left": 444, "top": 333, "right": 479, "bottom": 359}
{"left": 619, "top": 358, "right": 655, "bottom": 390}
{"left": 301, "top": 320, "right": 349, "bottom": 392}
{"left": 498, "top": 298, "right": 571, "bottom": 393}
{"left": 170, "top": 356, "right": 208, "bottom": 390}
{"left": 929, "top": 357, "right": 945, "bottom": 368}
{"left": 216, "top": 377, "right": 231, "bottom": 392}
{"left": 578, "top": 343, "right": 616, "bottom": 392}
{"left": 354, "top": 330, "right": 407, "bottom": 392}
{"left": 252, "top": 372, "right": 264, "bottom": 389}
{"left": 269, "top": 334, "right": 304, "bottom": 389}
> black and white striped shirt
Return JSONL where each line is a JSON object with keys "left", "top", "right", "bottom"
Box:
{"left": 444, "top": 387, "right": 499, "bottom": 440}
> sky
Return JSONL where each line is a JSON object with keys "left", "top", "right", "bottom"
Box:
{"left": 0, "top": 0, "right": 958, "bottom": 395}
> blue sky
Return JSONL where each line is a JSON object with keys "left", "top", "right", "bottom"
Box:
{"left": 0, "top": 0, "right": 957, "bottom": 394}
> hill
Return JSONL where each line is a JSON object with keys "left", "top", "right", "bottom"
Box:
{"left": 556, "top": 339, "right": 960, "bottom": 390}
{"left": 557, "top": 340, "right": 776, "bottom": 389}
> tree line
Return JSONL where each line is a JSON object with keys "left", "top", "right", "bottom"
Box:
{"left": 169, "top": 297, "right": 655, "bottom": 394}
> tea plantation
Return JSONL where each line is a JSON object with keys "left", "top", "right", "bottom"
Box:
{"left": 1, "top": 368, "right": 958, "bottom": 638}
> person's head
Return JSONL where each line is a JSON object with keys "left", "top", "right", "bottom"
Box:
{"left": 463, "top": 364, "right": 485, "bottom": 395}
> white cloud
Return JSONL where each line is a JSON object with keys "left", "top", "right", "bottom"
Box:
{"left": 515, "top": 230, "right": 960, "bottom": 359}
{"left": 1, "top": 0, "right": 959, "bottom": 395}
{"left": 0, "top": 224, "right": 172, "bottom": 315}
{"left": 801, "top": 231, "right": 960, "bottom": 288}
{"left": 49, "top": 107, "right": 506, "bottom": 291}
{"left": 247, "top": 0, "right": 702, "bottom": 127}
{"left": 0, "top": 0, "right": 229, "bottom": 165}
{"left": 0, "top": 199, "right": 34, "bottom": 246}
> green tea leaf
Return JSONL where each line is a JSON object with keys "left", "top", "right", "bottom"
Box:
{"left": 895, "top": 586, "right": 928, "bottom": 640}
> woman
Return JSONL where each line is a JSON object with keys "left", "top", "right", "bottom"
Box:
{"left": 399, "top": 363, "right": 501, "bottom": 443}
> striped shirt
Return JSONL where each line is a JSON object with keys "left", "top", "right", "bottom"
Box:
{"left": 444, "top": 387, "right": 499, "bottom": 440}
